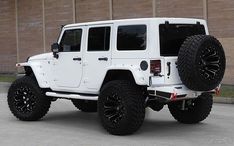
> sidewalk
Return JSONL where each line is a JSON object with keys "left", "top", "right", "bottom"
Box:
{"left": 0, "top": 82, "right": 233, "bottom": 104}
{"left": 213, "top": 97, "right": 234, "bottom": 104}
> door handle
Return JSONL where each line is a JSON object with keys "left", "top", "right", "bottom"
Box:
{"left": 98, "top": 57, "right": 108, "bottom": 61}
{"left": 167, "top": 62, "right": 171, "bottom": 76}
{"left": 73, "top": 57, "right": 81, "bottom": 61}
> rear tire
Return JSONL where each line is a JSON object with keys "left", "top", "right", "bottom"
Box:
{"left": 98, "top": 80, "right": 145, "bottom": 135}
{"left": 7, "top": 76, "right": 51, "bottom": 121}
{"left": 71, "top": 99, "right": 97, "bottom": 112}
{"left": 168, "top": 93, "right": 213, "bottom": 124}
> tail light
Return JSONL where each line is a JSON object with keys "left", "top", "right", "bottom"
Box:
{"left": 150, "top": 60, "right": 161, "bottom": 75}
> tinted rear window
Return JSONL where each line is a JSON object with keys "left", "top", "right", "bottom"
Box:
{"left": 159, "top": 24, "right": 206, "bottom": 56}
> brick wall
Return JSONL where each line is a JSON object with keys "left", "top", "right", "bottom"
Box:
{"left": 76, "top": 0, "right": 110, "bottom": 22}
{"left": 113, "top": 0, "right": 153, "bottom": 19}
{"left": 45, "top": 0, "right": 74, "bottom": 52}
{"left": 208, "top": 0, "right": 234, "bottom": 38}
{"left": 17, "top": 0, "right": 44, "bottom": 62}
{"left": 0, "top": 0, "right": 16, "bottom": 73}
{"left": 218, "top": 38, "right": 234, "bottom": 85}
{"left": 207, "top": 0, "right": 234, "bottom": 85}
{"left": 155, "top": 0, "right": 204, "bottom": 18}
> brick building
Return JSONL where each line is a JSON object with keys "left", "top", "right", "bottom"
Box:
{"left": 0, "top": 0, "right": 233, "bottom": 84}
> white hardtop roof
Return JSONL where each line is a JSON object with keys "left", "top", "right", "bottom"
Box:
{"left": 64, "top": 17, "right": 205, "bottom": 28}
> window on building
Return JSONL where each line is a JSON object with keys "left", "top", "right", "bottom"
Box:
{"left": 117, "top": 25, "right": 146, "bottom": 51}
{"left": 60, "top": 29, "right": 82, "bottom": 52}
{"left": 88, "top": 27, "right": 110, "bottom": 51}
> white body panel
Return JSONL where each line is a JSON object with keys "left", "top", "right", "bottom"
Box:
{"left": 52, "top": 52, "right": 82, "bottom": 88}
{"left": 81, "top": 24, "right": 112, "bottom": 90}
{"left": 16, "top": 18, "right": 209, "bottom": 98}
{"left": 163, "top": 57, "right": 182, "bottom": 85}
{"left": 18, "top": 53, "right": 54, "bottom": 88}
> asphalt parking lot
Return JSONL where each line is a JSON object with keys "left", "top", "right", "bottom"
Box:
{"left": 0, "top": 91, "right": 234, "bottom": 146}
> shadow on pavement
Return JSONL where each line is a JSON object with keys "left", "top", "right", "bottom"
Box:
{"left": 141, "top": 119, "right": 208, "bottom": 136}
{"left": 40, "top": 110, "right": 209, "bottom": 136}
{"left": 43, "top": 110, "right": 106, "bottom": 133}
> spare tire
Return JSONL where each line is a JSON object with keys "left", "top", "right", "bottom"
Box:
{"left": 178, "top": 35, "right": 226, "bottom": 91}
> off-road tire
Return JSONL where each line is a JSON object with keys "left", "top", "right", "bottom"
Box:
{"left": 168, "top": 93, "right": 213, "bottom": 124}
{"left": 98, "top": 80, "right": 145, "bottom": 135}
{"left": 71, "top": 99, "right": 97, "bottom": 112}
{"left": 8, "top": 76, "right": 51, "bottom": 121}
{"left": 178, "top": 35, "right": 226, "bottom": 91}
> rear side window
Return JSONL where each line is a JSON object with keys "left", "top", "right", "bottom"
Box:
{"left": 60, "top": 29, "right": 82, "bottom": 52}
{"left": 88, "top": 27, "right": 110, "bottom": 51}
{"left": 159, "top": 24, "right": 206, "bottom": 56}
{"left": 117, "top": 25, "right": 146, "bottom": 51}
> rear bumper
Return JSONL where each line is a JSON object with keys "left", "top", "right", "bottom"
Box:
{"left": 147, "top": 84, "right": 218, "bottom": 101}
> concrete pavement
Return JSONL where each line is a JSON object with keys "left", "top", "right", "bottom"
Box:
{"left": 0, "top": 82, "right": 10, "bottom": 93}
{"left": 1, "top": 92, "right": 234, "bottom": 146}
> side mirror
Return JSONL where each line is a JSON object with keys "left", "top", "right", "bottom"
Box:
{"left": 51, "top": 43, "right": 59, "bottom": 58}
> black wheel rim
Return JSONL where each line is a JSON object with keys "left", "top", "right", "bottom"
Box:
{"left": 103, "top": 93, "right": 125, "bottom": 125}
{"left": 198, "top": 46, "right": 221, "bottom": 81}
{"left": 13, "top": 86, "right": 36, "bottom": 114}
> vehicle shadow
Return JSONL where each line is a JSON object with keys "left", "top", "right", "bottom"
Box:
{"left": 140, "top": 119, "right": 208, "bottom": 137}
{"left": 42, "top": 109, "right": 210, "bottom": 137}
{"left": 44, "top": 110, "right": 105, "bottom": 132}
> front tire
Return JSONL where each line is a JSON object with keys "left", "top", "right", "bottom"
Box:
{"left": 98, "top": 80, "right": 146, "bottom": 135}
{"left": 7, "top": 76, "right": 51, "bottom": 121}
{"left": 168, "top": 93, "right": 213, "bottom": 124}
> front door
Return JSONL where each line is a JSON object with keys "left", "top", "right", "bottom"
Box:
{"left": 82, "top": 24, "right": 112, "bottom": 90}
{"left": 53, "top": 28, "right": 83, "bottom": 88}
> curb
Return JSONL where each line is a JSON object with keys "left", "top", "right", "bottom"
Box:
{"left": 213, "top": 97, "right": 234, "bottom": 104}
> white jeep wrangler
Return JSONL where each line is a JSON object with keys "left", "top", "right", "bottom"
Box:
{"left": 8, "top": 18, "right": 226, "bottom": 135}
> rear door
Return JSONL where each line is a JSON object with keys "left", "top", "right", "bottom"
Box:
{"left": 82, "top": 24, "right": 112, "bottom": 90}
{"left": 159, "top": 23, "right": 206, "bottom": 85}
